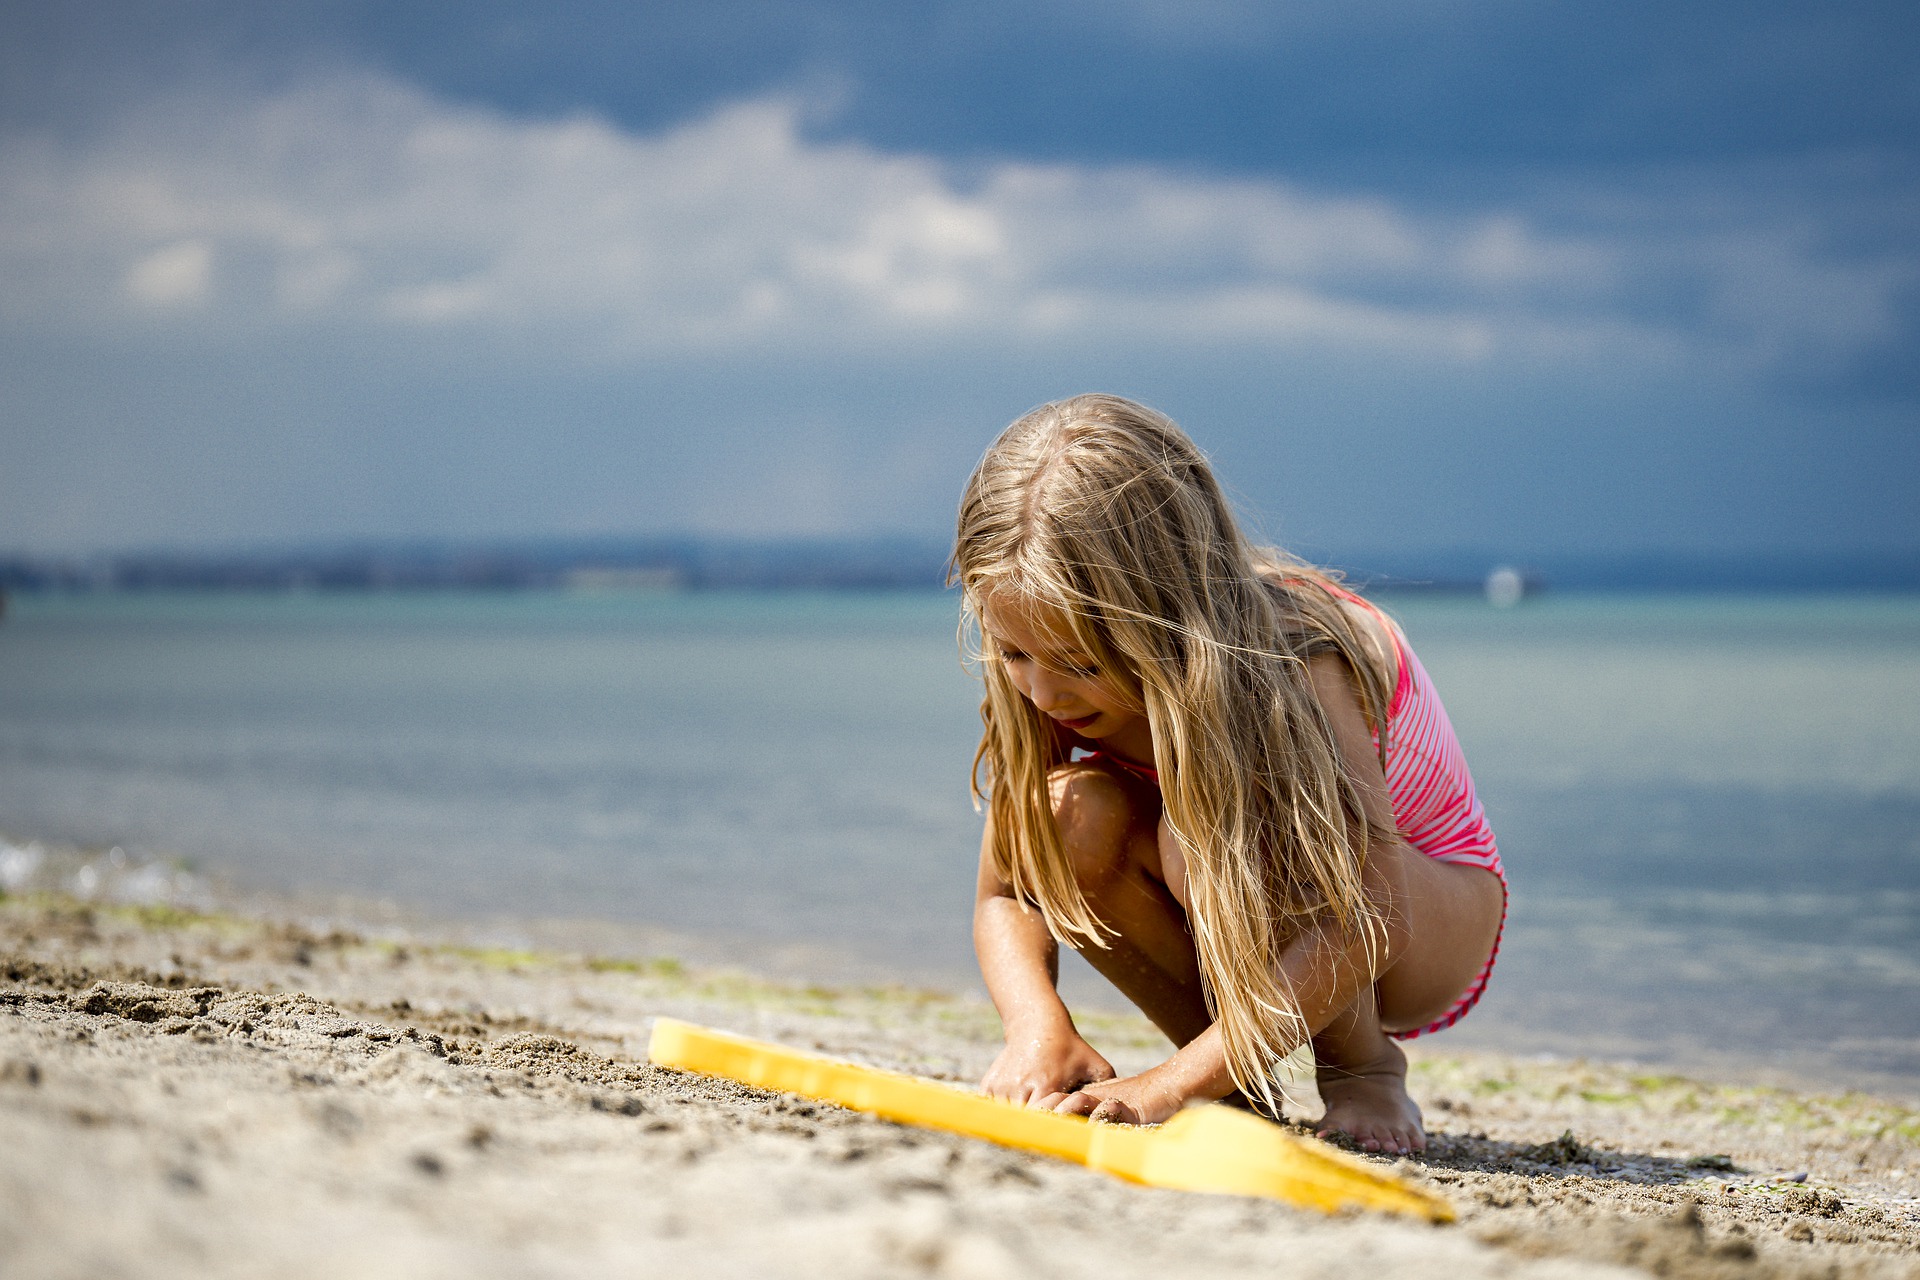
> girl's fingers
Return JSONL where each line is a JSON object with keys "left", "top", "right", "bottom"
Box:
{"left": 1043, "top": 1090, "right": 1149, "bottom": 1124}
{"left": 1035, "top": 1090, "right": 1074, "bottom": 1111}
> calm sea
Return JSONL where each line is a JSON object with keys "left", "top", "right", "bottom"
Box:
{"left": 2, "top": 589, "right": 1916, "bottom": 1096}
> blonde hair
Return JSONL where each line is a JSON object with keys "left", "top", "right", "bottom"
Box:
{"left": 953, "top": 394, "right": 1398, "bottom": 1110}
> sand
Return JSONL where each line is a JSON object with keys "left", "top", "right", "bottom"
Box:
{"left": 2, "top": 893, "right": 1918, "bottom": 1280}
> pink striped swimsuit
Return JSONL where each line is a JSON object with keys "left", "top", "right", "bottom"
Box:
{"left": 1092, "top": 584, "right": 1508, "bottom": 1039}
{"left": 1339, "top": 586, "right": 1507, "bottom": 1038}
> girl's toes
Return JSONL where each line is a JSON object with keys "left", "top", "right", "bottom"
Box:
{"left": 1318, "top": 1117, "right": 1385, "bottom": 1151}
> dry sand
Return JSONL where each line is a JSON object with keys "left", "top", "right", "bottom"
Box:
{"left": 2, "top": 893, "right": 1917, "bottom": 1280}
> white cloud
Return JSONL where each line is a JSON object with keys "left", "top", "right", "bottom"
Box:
{"left": 0, "top": 72, "right": 1910, "bottom": 378}
{"left": 124, "top": 239, "right": 213, "bottom": 306}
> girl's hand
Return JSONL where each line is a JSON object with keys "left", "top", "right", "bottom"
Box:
{"left": 982, "top": 1027, "right": 1116, "bottom": 1107}
{"left": 1044, "top": 1068, "right": 1186, "bottom": 1126}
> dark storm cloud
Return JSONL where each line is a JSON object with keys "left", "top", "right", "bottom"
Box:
{"left": 0, "top": 1, "right": 1914, "bottom": 557}
{"left": 9, "top": 1, "right": 1916, "bottom": 172}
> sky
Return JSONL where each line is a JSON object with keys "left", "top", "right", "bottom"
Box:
{"left": 1, "top": 1, "right": 1916, "bottom": 561}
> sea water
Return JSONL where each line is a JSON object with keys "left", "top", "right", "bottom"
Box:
{"left": 1, "top": 589, "right": 1915, "bottom": 1095}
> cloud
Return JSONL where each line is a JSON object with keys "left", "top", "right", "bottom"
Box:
{"left": 0, "top": 71, "right": 1912, "bottom": 385}
{"left": 124, "top": 239, "right": 213, "bottom": 306}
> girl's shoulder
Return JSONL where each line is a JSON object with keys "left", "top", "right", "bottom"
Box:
{"left": 1262, "top": 572, "right": 1402, "bottom": 665}
{"left": 1260, "top": 571, "right": 1405, "bottom": 723}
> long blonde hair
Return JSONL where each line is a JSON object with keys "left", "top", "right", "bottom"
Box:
{"left": 953, "top": 394, "right": 1398, "bottom": 1109}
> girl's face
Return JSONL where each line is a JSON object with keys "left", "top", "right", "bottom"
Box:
{"left": 979, "top": 590, "right": 1146, "bottom": 745}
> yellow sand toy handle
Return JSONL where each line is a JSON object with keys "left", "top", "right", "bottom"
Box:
{"left": 647, "top": 1018, "right": 1452, "bottom": 1222}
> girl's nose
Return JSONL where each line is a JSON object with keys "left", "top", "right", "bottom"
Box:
{"left": 1026, "top": 669, "right": 1071, "bottom": 712}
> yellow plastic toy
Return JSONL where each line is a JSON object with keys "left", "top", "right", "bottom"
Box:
{"left": 647, "top": 1018, "right": 1452, "bottom": 1222}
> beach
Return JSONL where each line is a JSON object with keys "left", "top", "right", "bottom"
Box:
{"left": 3, "top": 890, "right": 1917, "bottom": 1280}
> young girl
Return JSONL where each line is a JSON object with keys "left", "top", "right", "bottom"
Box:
{"left": 956, "top": 394, "right": 1507, "bottom": 1156}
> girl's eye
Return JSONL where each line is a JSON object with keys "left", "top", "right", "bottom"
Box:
{"left": 995, "top": 646, "right": 1095, "bottom": 678}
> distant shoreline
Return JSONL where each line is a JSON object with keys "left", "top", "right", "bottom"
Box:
{"left": 3, "top": 537, "right": 1917, "bottom": 596}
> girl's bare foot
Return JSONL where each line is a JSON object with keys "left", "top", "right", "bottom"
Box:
{"left": 1314, "top": 1037, "right": 1426, "bottom": 1155}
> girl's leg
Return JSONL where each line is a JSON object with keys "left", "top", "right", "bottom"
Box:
{"left": 1312, "top": 843, "right": 1505, "bottom": 1152}
{"left": 1310, "top": 996, "right": 1421, "bottom": 1152}
{"left": 1045, "top": 762, "right": 1212, "bottom": 1049}
{"left": 1156, "top": 815, "right": 1503, "bottom": 1152}
{"left": 1050, "top": 760, "right": 1503, "bottom": 1151}
{"left": 1370, "top": 841, "right": 1506, "bottom": 1034}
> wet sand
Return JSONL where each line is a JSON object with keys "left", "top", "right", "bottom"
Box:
{"left": 2, "top": 893, "right": 1917, "bottom": 1280}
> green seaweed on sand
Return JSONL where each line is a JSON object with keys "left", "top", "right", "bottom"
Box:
{"left": 1412, "top": 1054, "right": 1920, "bottom": 1147}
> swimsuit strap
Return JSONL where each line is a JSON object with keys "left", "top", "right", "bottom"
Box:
{"left": 1083, "top": 749, "right": 1158, "bottom": 783}
{"left": 1276, "top": 574, "right": 1409, "bottom": 719}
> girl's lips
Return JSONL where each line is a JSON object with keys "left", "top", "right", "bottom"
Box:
{"left": 1055, "top": 712, "right": 1100, "bottom": 731}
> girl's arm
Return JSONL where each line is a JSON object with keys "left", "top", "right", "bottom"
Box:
{"left": 973, "top": 815, "right": 1118, "bottom": 1104}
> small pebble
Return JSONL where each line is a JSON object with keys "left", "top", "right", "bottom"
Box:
{"left": 0, "top": 1059, "right": 42, "bottom": 1086}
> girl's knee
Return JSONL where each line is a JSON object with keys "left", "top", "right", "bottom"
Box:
{"left": 1047, "top": 763, "right": 1143, "bottom": 893}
